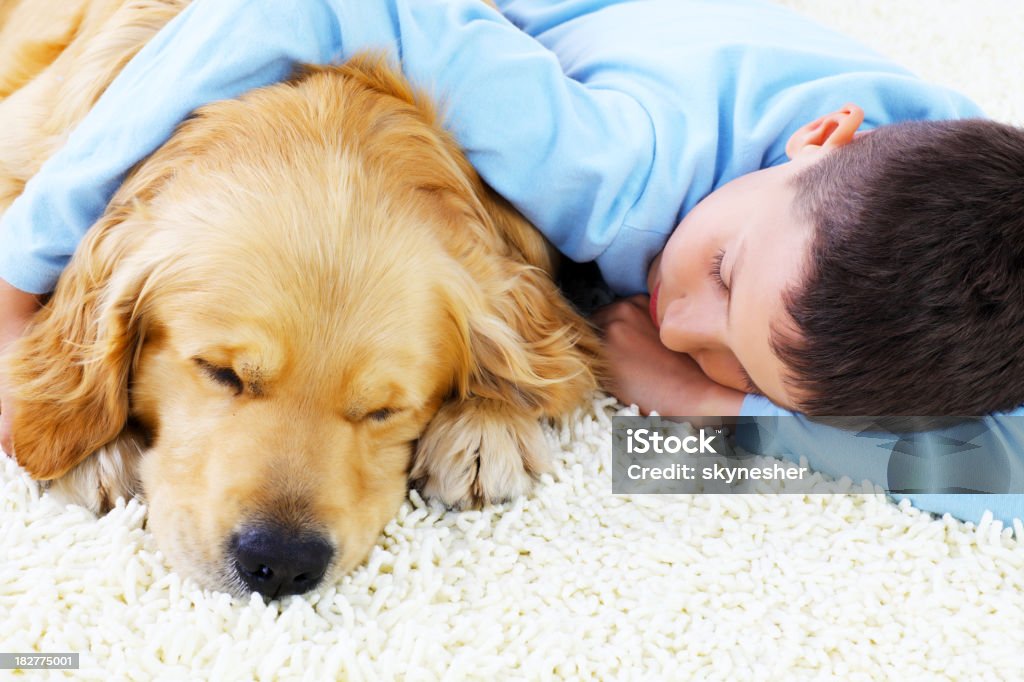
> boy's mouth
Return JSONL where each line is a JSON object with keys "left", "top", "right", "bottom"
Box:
{"left": 650, "top": 283, "right": 660, "bottom": 329}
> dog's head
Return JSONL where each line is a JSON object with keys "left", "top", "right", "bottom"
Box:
{"left": 5, "top": 58, "right": 598, "bottom": 598}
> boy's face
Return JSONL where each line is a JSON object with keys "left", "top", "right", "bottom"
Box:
{"left": 646, "top": 105, "right": 865, "bottom": 410}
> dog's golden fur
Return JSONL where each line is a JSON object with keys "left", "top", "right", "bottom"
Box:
{"left": 0, "top": 0, "right": 601, "bottom": 595}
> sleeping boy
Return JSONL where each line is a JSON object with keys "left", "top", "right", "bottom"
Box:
{"left": 2, "top": 0, "right": 1024, "bottom": 523}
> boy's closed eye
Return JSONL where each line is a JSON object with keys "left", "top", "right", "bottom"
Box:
{"left": 710, "top": 248, "right": 728, "bottom": 292}
{"left": 708, "top": 248, "right": 764, "bottom": 397}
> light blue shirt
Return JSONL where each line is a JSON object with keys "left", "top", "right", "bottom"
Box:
{"left": 0, "top": 0, "right": 982, "bottom": 296}
{"left": 741, "top": 396, "right": 1024, "bottom": 529}
{"left": 1, "top": 0, "right": 1016, "bottom": 525}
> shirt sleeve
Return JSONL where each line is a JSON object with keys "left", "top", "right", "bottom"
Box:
{"left": 0, "top": 0, "right": 655, "bottom": 294}
{"left": 739, "top": 394, "right": 1024, "bottom": 527}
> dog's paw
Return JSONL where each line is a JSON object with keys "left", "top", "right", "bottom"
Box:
{"left": 412, "top": 400, "right": 549, "bottom": 509}
{"left": 45, "top": 431, "right": 144, "bottom": 515}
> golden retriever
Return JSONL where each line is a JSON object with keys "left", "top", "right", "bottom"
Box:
{"left": 0, "top": 0, "right": 601, "bottom": 598}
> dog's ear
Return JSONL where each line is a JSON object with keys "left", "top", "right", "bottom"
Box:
{"left": 3, "top": 93, "right": 216, "bottom": 480}
{"left": 446, "top": 253, "right": 604, "bottom": 417}
{"left": 448, "top": 167, "right": 604, "bottom": 416}
{"left": 414, "top": 137, "right": 603, "bottom": 415}
{"left": 4, "top": 202, "right": 154, "bottom": 480}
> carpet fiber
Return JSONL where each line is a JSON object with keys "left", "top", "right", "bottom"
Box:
{"left": 3, "top": 2, "right": 1024, "bottom": 679}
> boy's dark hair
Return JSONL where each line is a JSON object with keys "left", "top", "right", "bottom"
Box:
{"left": 778, "top": 118, "right": 1024, "bottom": 416}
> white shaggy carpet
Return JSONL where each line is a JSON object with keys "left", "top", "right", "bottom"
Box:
{"left": 3, "top": 2, "right": 1024, "bottom": 679}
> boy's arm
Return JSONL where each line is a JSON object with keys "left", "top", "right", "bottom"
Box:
{"left": 593, "top": 295, "right": 746, "bottom": 416}
{"left": 0, "top": 0, "right": 340, "bottom": 294}
{"left": 0, "top": 0, "right": 655, "bottom": 295}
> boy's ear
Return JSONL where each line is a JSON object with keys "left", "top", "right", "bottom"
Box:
{"left": 785, "top": 103, "right": 865, "bottom": 159}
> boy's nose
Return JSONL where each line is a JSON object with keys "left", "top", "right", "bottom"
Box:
{"left": 659, "top": 297, "right": 725, "bottom": 354}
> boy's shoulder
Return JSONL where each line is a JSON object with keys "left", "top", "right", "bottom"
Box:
{"left": 502, "top": 0, "right": 983, "bottom": 157}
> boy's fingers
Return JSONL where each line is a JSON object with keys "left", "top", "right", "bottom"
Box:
{"left": 591, "top": 295, "right": 651, "bottom": 325}
{"left": 592, "top": 296, "right": 660, "bottom": 349}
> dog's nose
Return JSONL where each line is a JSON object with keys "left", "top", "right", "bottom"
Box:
{"left": 230, "top": 527, "right": 334, "bottom": 599}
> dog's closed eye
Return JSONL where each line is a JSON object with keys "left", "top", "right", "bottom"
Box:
{"left": 194, "top": 358, "right": 244, "bottom": 395}
{"left": 366, "top": 408, "right": 397, "bottom": 422}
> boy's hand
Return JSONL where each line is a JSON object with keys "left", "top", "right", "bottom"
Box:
{"left": 0, "top": 278, "right": 41, "bottom": 456}
{"left": 592, "top": 295, "right": 746, "bottom": 416}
